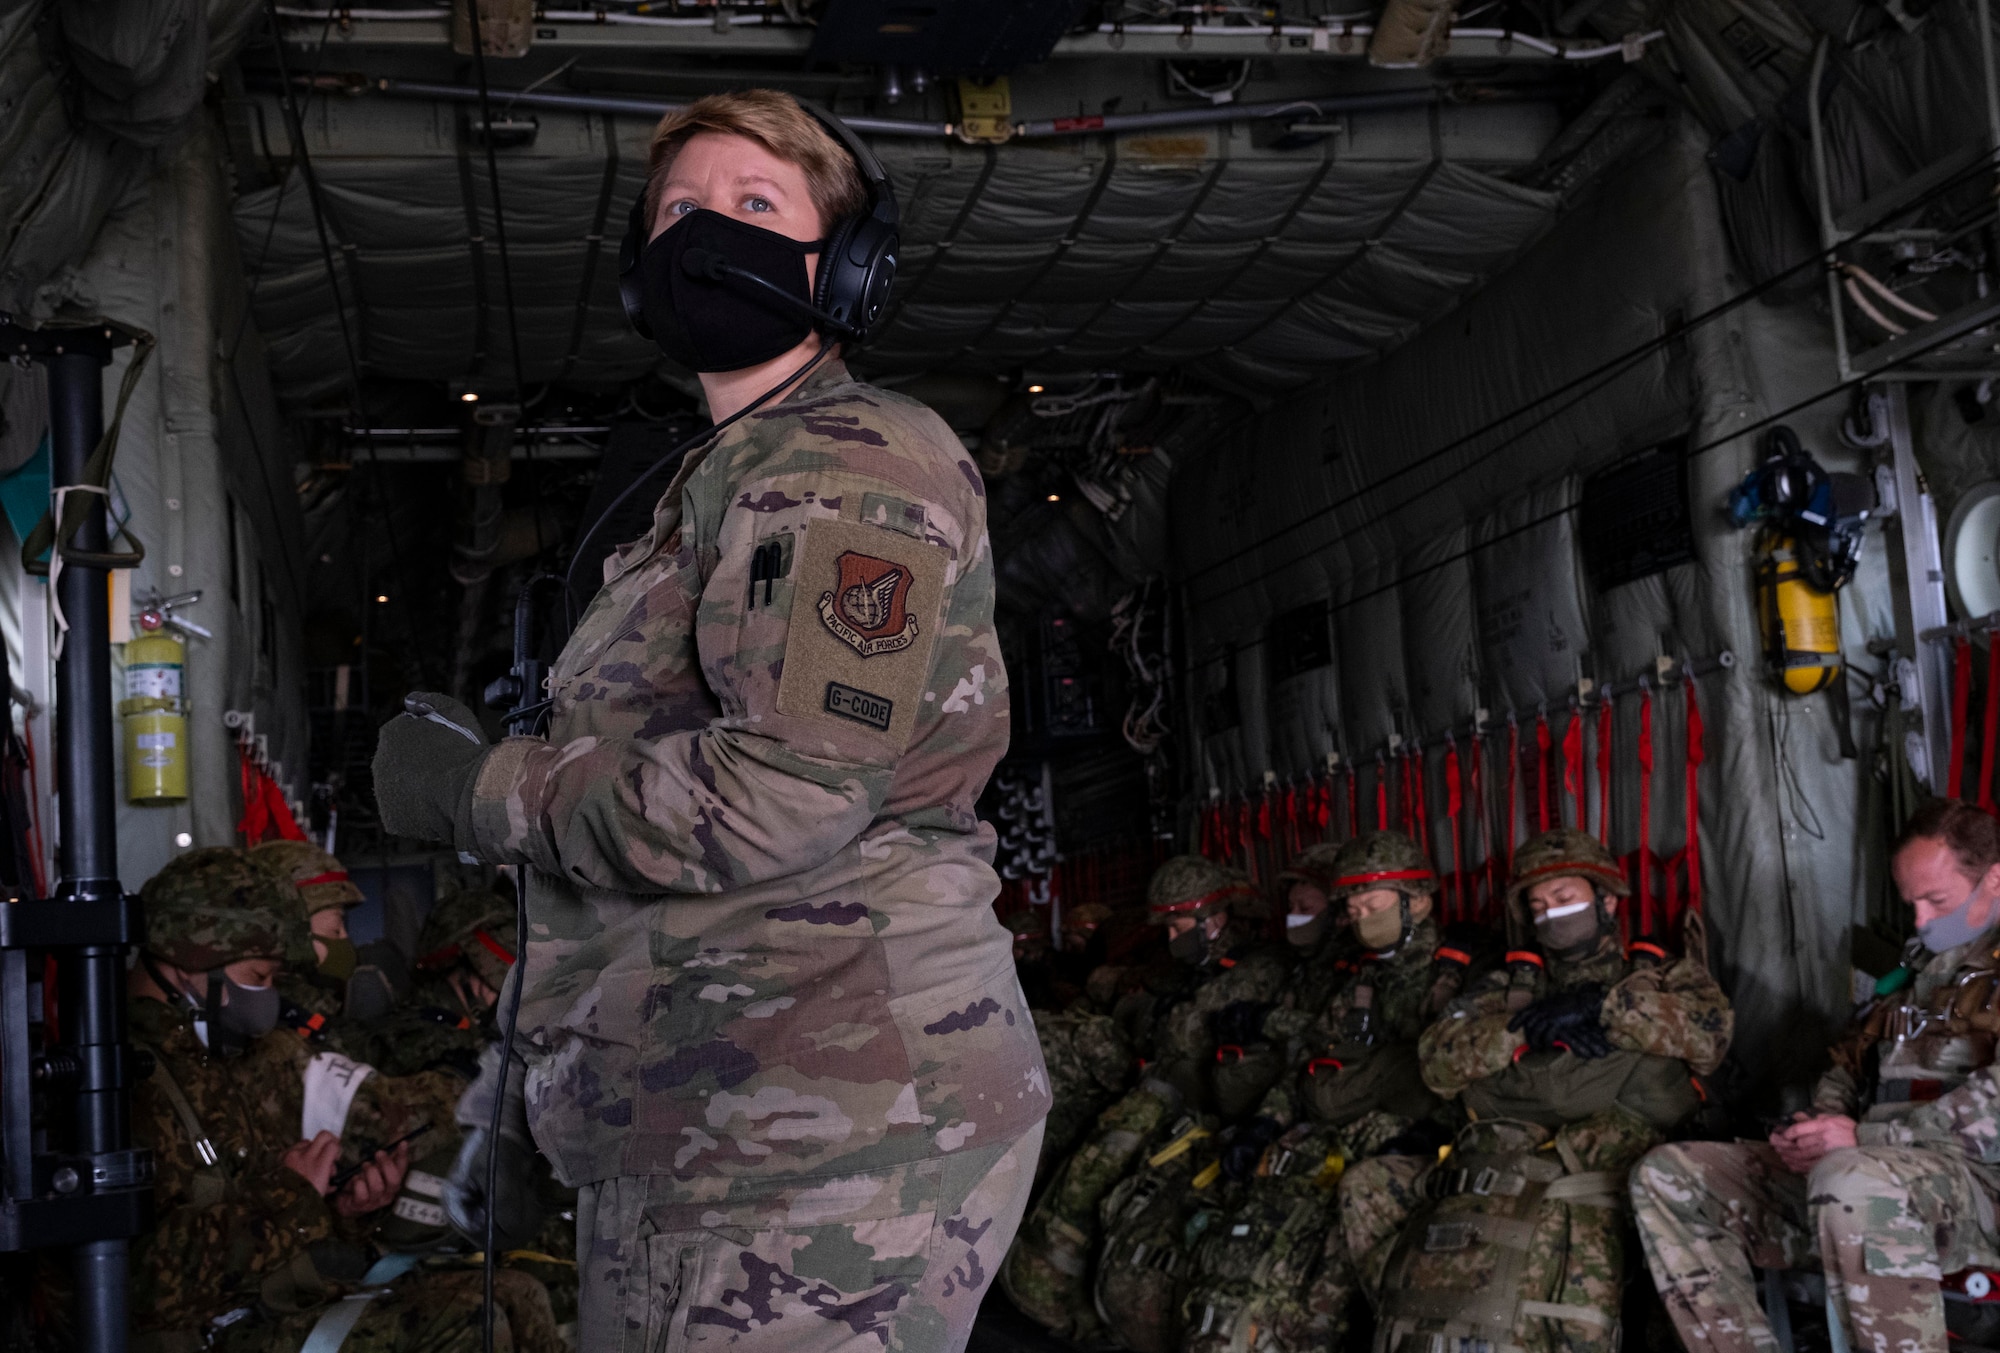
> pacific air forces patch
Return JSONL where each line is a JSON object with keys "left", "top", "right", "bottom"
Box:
{"left": 776, "top": 518, "right": 946, "bottom": 748}
{"left": 819, "top": 551, "right": 919, "bottom": 657}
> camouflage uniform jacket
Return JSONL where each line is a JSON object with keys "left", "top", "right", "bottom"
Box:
{"left": 462, "top": 359, "right": 1048, "bottom": 1192}
{"left": 1418, "top": 932, "right": 1731, "bottom": 1100}
{"left": 344, "top": 973, "right": 493, "bottom": 1081}
{"left": 1259, "top": 918, "right": 1440, "bottom": 1126}
{"left": 1815, "top": 927, "right": 2000, "bottom": 1181}
{"left": 1121, "top": 931, "right": 1293, "bottom": 1069}
{"left": 129, "top": 997, "right": 342, "bottom": 1332}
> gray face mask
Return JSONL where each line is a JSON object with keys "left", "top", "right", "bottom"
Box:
{"left": 1920, "top": 880, "right": 1995, "bottom": 953}
{"left": 213, "top": 975, "right": 281, "bottom": 1041}
{"left": 1286, "top": 911, "right": 1330, "bottom": 950}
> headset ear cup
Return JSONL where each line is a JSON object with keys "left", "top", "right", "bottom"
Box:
{"left": 617, "top": 197, "right": 654, "bottom": 339}
{"left": 815, "top": 213, "right": 860, "bottom": 321}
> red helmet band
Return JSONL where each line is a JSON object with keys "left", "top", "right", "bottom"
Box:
{"left": 1150, "top": 883, "right": 1258, "bottom": 915}
{"left": 1335, "top": 868, "right": 1435, "bottom": 889}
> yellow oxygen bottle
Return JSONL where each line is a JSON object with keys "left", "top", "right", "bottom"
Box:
{"left": 1755, "top": 533, "right": 1842, "bottom": 695}
{"left": 121, "top": 612, "right": 188, "bottom": 802}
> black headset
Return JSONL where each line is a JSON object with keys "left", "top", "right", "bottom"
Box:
{"left": 617, "top": 99, "right": 900, "bottom": 348}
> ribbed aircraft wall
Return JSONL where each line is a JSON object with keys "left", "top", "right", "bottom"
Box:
{"left": 1171, "top": 116, "right": 1891, "bottom": 1089}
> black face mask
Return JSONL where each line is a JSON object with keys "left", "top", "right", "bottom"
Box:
{"left": 638, "top": 209, "right": 824, "bottom": 372}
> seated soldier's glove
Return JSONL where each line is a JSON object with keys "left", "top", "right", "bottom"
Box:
{"left": 1221, "top": 1116, "right": 1285, "bottom": 1183}
{"left": 443, "top": 1044, "right": 544, "bottom": 1252}
{"left": 372, "top": 692, "right": 490, "bottom": 848}
{"left": 1507, "top": 982, "right": 1612, "bottom": 1059}
{"left": 1209, "top": 1000, "right": 1274, "bottom": 1047}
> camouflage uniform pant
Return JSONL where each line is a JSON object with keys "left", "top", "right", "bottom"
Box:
{"left": 575, "top": 1124, "right": 1042, "bottom": 1353}
{"left": 217, "top": 1267, "right": 563, "bottom": 1353}
{"left": 1631, "top": 1139, "right": 2000, "bottom": 1353}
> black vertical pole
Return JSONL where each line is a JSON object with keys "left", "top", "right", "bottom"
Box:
{"left": 47, "top": 348, "right": 127, "bottom": 1353}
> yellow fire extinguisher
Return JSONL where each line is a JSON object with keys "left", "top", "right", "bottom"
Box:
{"left": 1755, "top": 532, "right": 1843, "bottom": 695}
{"left": 121, "top": 613, "right": 188, "bottom": 802}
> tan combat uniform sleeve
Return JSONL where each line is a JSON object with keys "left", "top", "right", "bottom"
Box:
{"left": 1856, "top": 1066, "right": 2000, "bottom": 1162}
{"left": 1418, "top": 979, "right": 1519, "bottom": 1098}
{"left": 1600, "top": 956, "right": 1734, "bottom": 1075}
{"left": 466, "top": 419, "right": 993, "bottom": 895}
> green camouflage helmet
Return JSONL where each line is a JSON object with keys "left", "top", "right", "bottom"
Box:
{"left": 1506, "top": 827, "right": 1631, "bottom": 909}
{"left": 1276, "top": 841, "right": 1345, "bottom": 894}
{"left": 141, "top": 846, "right": 291, "bottom": 972}
{"left": 1324, "top": 831, "right": 1438, "bottom": 902}
{"left": 1146, "top": 854, "right": 1262, "bottom": 923}
{"left": 1005, "top": 910, "right": 1051, "bottom": 940}
{"left": 249, "top": 839, "right": 364, "bottom": 914}
{"left": 415, "top": 886, "right": 517, "bottom": 991}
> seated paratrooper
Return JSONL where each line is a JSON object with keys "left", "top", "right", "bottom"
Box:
{"left": 249, "top": 839, "right": 367, "bottom": 1053}
{"left": 127, "top": 848, "right": 561, "bottom": 1353}
{"left": 1182, "top": 832, "right": 1472, "bottom": 1353}
{"left": 1632, "top": 798, "right": 2000, "bottom": 1353}
{"left": 1001, "top": 856, "right": 1289, "bottom": 1345}
{"left": 1343, "top": 828, "right": 1732, "bottom": 1353}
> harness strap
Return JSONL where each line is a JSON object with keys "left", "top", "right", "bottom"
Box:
{"left": 1950, "top": 636, "right": 1972, "bottom": 798}
{"left": 147, "top": 1053, "right": 225, "bottom": 1175}
{"left": 1376, "top": 755, "right": 1389, "bottom": 832}
{"left": 299, "top": 1293, "right": 382, "bottom": 1353}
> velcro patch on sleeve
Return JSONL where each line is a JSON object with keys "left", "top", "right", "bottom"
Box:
{"left": 775, "top": 518, "right": 947, "bottom": 748}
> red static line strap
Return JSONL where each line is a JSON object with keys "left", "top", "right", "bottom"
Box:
{"left": 1376, "top": 759, "right": 1389, "bottom": 832}
{"left": 473, "top": 927, "right": 518, "bottom": 966}
{"left": 1951, "top": 637, "right": 1973, "bottom": 799}
{"left": 1256, "top": 791, "right": 1273, "bottom": 842}
{"left": 1596, "top": 698, "right": 1613, "bottom": 846}
{"left": 1685, "top": 680, "right": 1705, "bottom": 915}
{"left": 1562, "top": 711, "right": 1584, "bottom": 830}
{"left": 1534, "top": 713, "right": 1552, "bottom": 832}
{"left": 1347, "top": 765, "right": 1360, "bottom": 840}
{"left": 1444, "top": 743, "right": 1464, "bottom": 924}
{"left": 1150, "top": 884, "right": 1261, "bottom": 915}
{"left": 1504, "top": 722, "right": 1520, "bottom": 873}
{"left": 298, "top": 870, "right": 351, "bottom": 888}
{"left": 1983, "top": 632, "right": 2000, "bottom": 810}
{"left": 1468, "top": 733, "right": 1489, "bottom": 922}
{"left": 1398, "top": 751, "right": 1413, "bottom": 835}
{"left": 1412, "top": 750, "right": 1430, "bottom": 857}
{"left": 1637, "top": 688, "right": 1655, "bottom": 934}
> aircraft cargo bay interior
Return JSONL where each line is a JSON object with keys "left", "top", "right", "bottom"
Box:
{"left": 0, "top": 0, "right": 1997, "bottom": 1349}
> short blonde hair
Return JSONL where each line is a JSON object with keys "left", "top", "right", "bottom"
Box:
{"left": 644, "top": 90, "right": 868, "bottom": 233}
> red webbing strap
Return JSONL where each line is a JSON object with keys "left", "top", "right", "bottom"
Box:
{"left": 1685, "top": 679, "right": 1705, "bottom": 916}
{"left": 473, "top": 927, "right": 517, "bottom": 965}
{"left": 1504, "top": 721, "right": 1520, "bottom": 874}
{"left": 1199, "top": 803, "right": 1217, "bottom": 858}
{"left": 1534, "top": 712, "right": 1552, "bottom": 832}
{"left": 1983, "top": 632, "right": 2000, "bottom": 810}
{"left": 1238, "top": 798, "right": 1257, "bottom": 879}
{"left": 1412, "top": 748, "right": 1430, "bottom": 855}
{"left": 1398, "top": 750, "right": 1414, "bottom": 834}
{"left": 1469, "top": 733, "right": 1492, "bottom": 919}
{"left": 236, "top": 746, "right": 265, "bottom": 844}
{"left": 1637, "top": 687, "right": 1655, "bottom": 933}
{"left": 1562, "top": 711, "right": 1584, "bottom": 830}
{"left": 1596, "top": 698, "right": 1613, "bottom": 845}
{"left": 1256, "top": 789, "right": 1273, "bottom": 843}
{"left": 1347, "top": 764, "right": 1359, "bottom": 839}
{"left": 1445, "top": 742, "right": 1464, "bottom": 924}
{"left": 1376, "top": 756, "right": 1389, "bottom": 831}
{"left": 1950, "top": 637, "right": 1973, "bottom": 799}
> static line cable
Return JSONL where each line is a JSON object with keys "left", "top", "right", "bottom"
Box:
{"left": 261, "top": 0, "right": 436, "bottom": 688}
{"left": 1179, "top": 150, "right": 2000, "bottom": 596}
{"left": 1173, "top": 308, "right": 1994, "bottom": 684}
